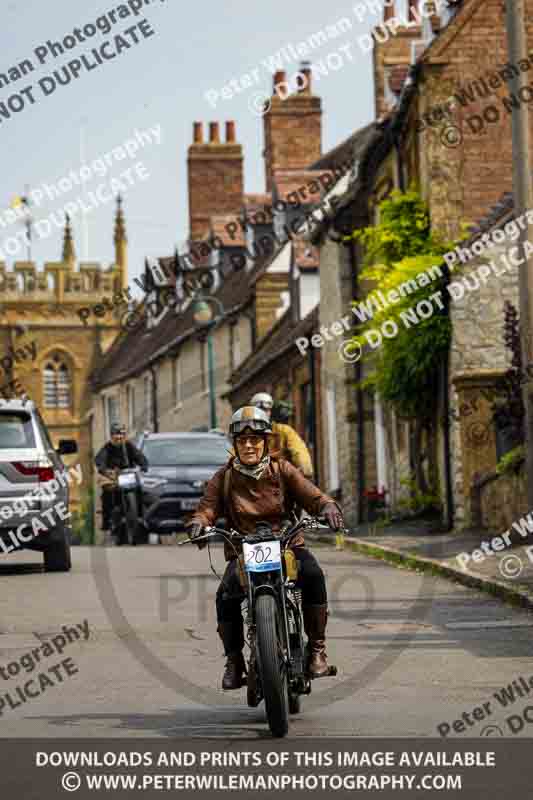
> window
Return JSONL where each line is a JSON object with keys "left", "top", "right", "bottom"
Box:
{"left": 106, "top": 395, "right": 119, "bottom": 436}
{"left": 144, "top": 375, "right": 153, "bottom": 429}
{"left": 326, "top": 387, "right": 339, "bottom": 492}
{"left": 230, "top": 323, "right": 241, "bottom": 371}
{"left": 127, "top": 385, "right": 136, "bottom": 432}
{"left": 143, "top": 435, "right": 229, "bottom": 466}
{"left": 35, "top": 409, "right": 55, "bottom": 452}
{"left": 43, "top": 354, "right": 71, "bottom": 408}
{"left": 200, "top": 339, "right": 207, "bottom": 393}
{"left": 0, "top": 412, "right": 36, "bottom": 448}
{"left": 300, "top": 381, "right": 315, "bottom": 463}
{"left": 173, "top": 357, "right": 182, "bottom": 407}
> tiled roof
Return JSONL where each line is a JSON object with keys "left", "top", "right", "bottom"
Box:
{"left": 228, "top": 306, "right": 319, "bottom": 393}
{"left": 209, "top": 214, "right": 246, "bottom": 246}
{"left": 272, "top": 170, "right": 333, "bottom": 205}
{"left": 244, "top": 193, "right": 271, "bottom": 212}
{"left": 464, "top": 192, "right": 514, "bottom": 244}
{"left": 92, "top": 261, "right": 254, "bottom": 389}
{"left": 311, "top": 122, "right": 377, "bottom": 172}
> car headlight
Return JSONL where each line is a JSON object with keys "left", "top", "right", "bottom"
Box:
{"left": 192, "top": 480, "right": 205, "bottom": 489}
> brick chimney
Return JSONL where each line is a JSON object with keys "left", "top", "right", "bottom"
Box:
{"left": 187, "top": 120, "right": 244, "bottom": 241}
{"left": 373, "top": 1, "right": 422, "bottom": 117}
{"left": 263, "top": 63, "right": 322, "bottom": 192}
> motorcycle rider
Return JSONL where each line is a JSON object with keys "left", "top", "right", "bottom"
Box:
{"left": 251, "top": 392, "right": 313, "bottom": 479}
{"left": 95, "top": 423, "right": 148, "bottom": 530}
{"left": 186, "top": 406, "right": 343, "bottom": 691}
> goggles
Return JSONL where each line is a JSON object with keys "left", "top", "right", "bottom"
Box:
{"left": 230, "top": 419, "right": 270, "bottom": 435}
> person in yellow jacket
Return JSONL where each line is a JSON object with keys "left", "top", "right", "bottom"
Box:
{"left": 251, "top": 392, "right": 314, "bottom": 478}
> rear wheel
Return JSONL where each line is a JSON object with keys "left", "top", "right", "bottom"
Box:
{"left": 43, "top": 526, "right": 71, "bottom": 572}
{"left": 255, "top": 594, "right": 289, "bottom": 738}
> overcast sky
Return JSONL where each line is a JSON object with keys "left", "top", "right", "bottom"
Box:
{"left": 0, "top": 0, "right": 380, "bottom": 287}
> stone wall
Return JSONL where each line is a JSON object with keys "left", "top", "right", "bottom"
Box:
{"left": 477, "top": 466, "right": 528, "bottom": 534}
{"left": 448, "top": 237, "right": 520, "bottom": 526}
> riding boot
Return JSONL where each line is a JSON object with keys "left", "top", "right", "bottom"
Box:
{"left": 303, "top": 604, "right": 329, "bottom": 678}
{"left": 217, "top": 620, "right": 246, "bottom": 690}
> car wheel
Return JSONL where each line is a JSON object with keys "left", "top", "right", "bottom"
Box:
{"left": 44, "top": 524, "right": 72, "bottom": 572}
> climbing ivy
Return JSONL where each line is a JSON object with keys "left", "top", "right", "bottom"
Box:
{"left": 348, "top": 188, "right": 464, "bottom": 417}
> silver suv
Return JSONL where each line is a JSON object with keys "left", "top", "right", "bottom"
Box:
{"left": 0, "top": 398, "right": 77, "bottom": 571}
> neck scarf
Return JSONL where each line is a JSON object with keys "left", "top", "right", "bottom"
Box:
{"left": 232, "top": 454, "right": 271, "bottom": 480}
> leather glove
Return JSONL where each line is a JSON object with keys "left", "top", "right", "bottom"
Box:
{"left": 323, "top": 503, "right": 344, "bottom": 532}
{"left": 188, "top": 522, "right": 206, "bottom": 550}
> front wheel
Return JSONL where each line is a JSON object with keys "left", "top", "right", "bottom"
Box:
{"left": 124, "top": 492, "right": 143, "bottom": 545}
{"left": 255, "top": 593, "right": 289, "bottom": 738}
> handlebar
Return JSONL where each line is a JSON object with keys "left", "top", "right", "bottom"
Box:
{"left": 179, "top": 515, "right": 338, "bottom": 547}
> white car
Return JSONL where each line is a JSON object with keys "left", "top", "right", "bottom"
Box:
{"left": 0, "top": 398, "right": 77, "bottom": 571}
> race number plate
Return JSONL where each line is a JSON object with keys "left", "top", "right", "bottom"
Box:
{"left": 118, "top": 472, "right": 137, "bottom": 489}
{"left": 243, "top": 540, "right": 281, "bottom": 573}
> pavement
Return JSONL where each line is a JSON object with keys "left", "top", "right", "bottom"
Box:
{"left": 309, "top": 516, "right": 533, "bottom": 611}
{"left": 2, "top": 542, "right": 533, "bottom": 738}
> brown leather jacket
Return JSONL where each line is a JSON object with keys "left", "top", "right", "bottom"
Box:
{"left": 190, "top": 456, "right": 338, "bottom": 560}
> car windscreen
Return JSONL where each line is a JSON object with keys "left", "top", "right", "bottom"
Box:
{"left": 143, "top": 437, "right": 230, "bottom": 466}
{"left": 0, "top": 412, "right": 36, "bottom": 449}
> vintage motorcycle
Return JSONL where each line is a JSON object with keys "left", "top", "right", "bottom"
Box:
{"left": 99, "top": 467, "right": 157, "bottom": 545}
{"left": 181, "top": 515, "right": 338, "bottom": 738}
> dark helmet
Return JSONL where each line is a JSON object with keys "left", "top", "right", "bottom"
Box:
{"left": 229, "top": 406, "right": 272, "bottom": 437}
{"left": 110, "top": 422, "right": 126, "bottom": 436}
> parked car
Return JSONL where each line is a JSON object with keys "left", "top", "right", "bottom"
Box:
{"left": 137, "top": 431, "right": 230, "bottom": 536}
{"left": 0, "top": 398, "right": 77, "bottom": 571}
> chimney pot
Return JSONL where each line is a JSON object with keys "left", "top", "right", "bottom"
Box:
{"left": 209, "top": 121, "right": 220, "bottom": 143}
{"left": 273, "top": 70, "right": 287, "bottom": 92}
{"left": 298, "top": 61, "right": 312, "bottom": 93}
{"left": 226, "top": 120, "right": 236, "bottom": 142}
{"left": 193, "top": 121, "right": 203, "bottom": 143}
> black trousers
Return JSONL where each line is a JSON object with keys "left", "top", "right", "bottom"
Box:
{"left": 101, "top": 487, "right": 119, "bottom": 529}
{"left": 216, "top": 546, "right": 327, "bottom": 624}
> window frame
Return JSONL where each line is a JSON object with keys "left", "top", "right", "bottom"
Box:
{"left": 43, "top": 354, "right": 72, "bottom": 410}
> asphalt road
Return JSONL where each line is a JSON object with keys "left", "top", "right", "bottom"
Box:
{"left": 1, "top": 541, "right": 533, "bottom": 739}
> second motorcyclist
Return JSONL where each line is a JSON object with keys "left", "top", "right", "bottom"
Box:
{"left": 251, "top": 392, "right": 314, "bottom": 479}
{"left": 95, "top": 423, "right": 148, "bottom": 530}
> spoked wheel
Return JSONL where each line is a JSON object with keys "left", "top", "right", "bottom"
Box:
{"left": 255, "top": 594, "right": 289, "bottom": 738}
{"left": 246, "top": 657, "right": 262, "bottom": 708}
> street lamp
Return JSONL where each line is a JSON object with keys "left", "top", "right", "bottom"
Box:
{"left": 192, "top": 295, "right": 224, "bottom": 429}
